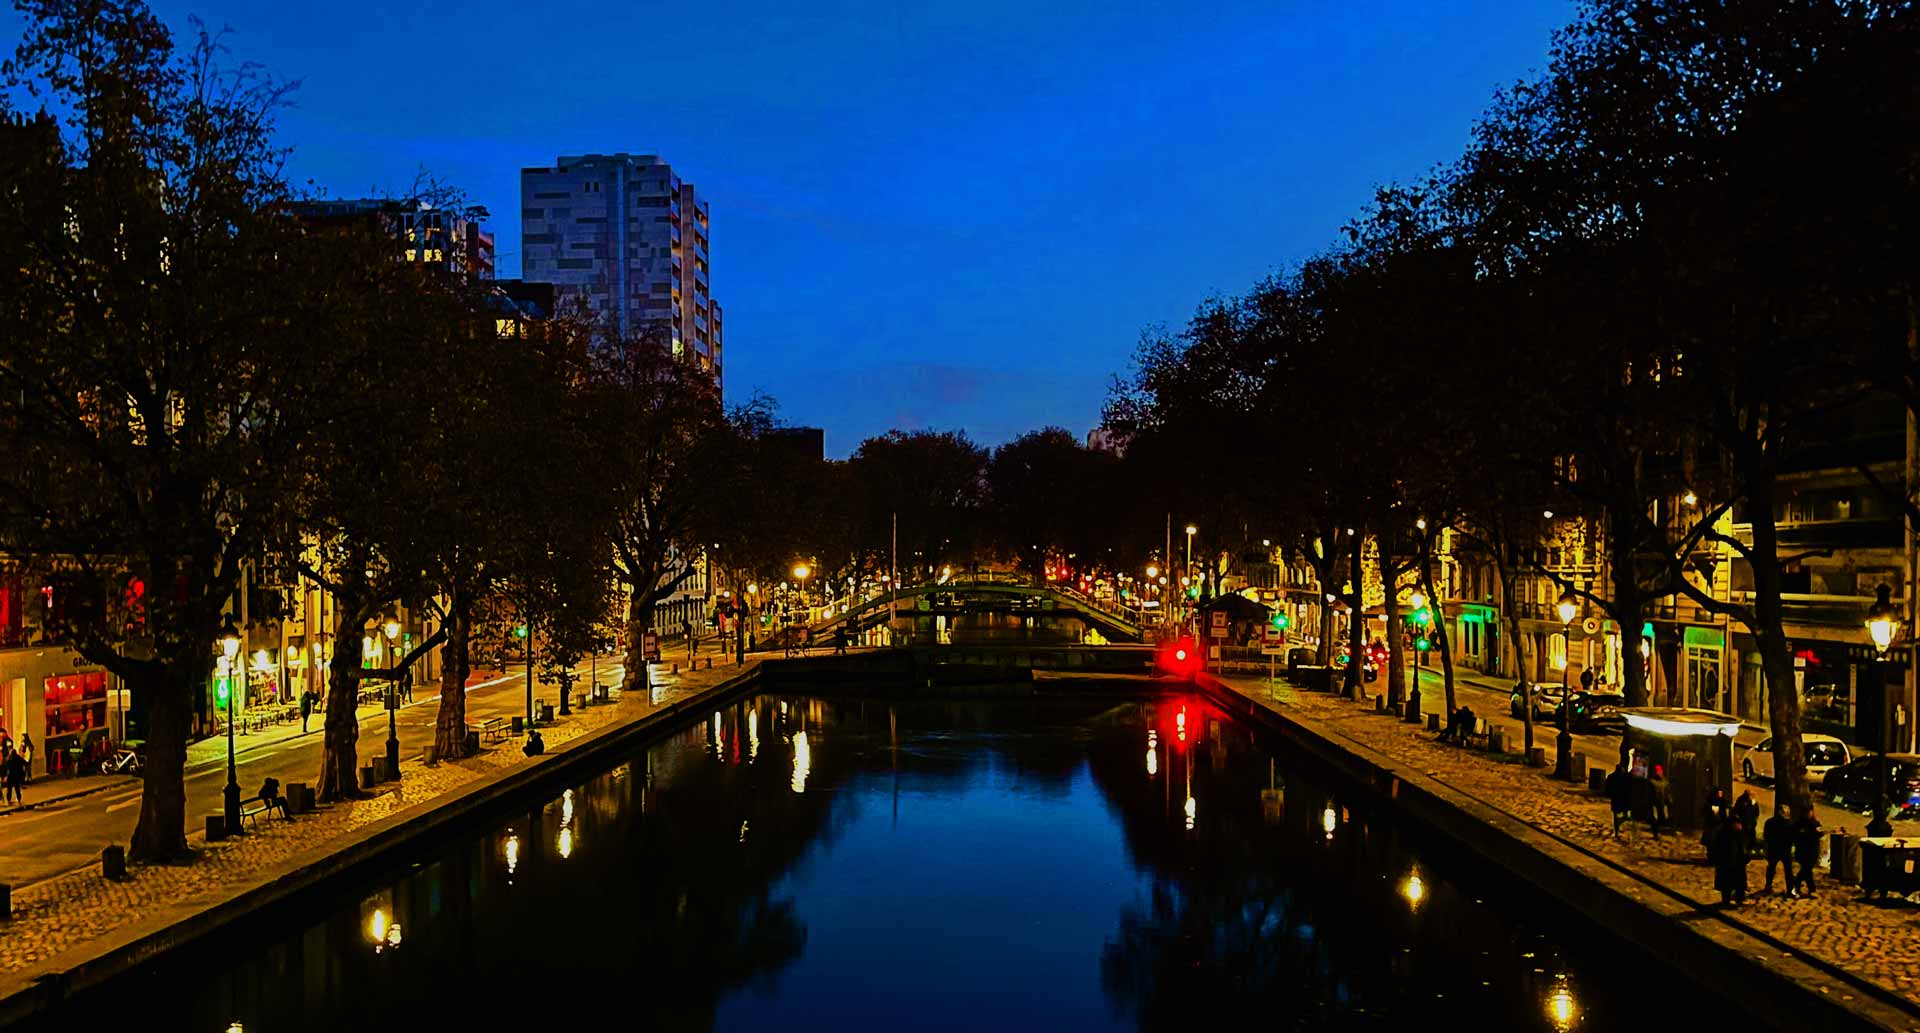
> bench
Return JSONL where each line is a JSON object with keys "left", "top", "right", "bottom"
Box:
{"left": 470, "top": 717, "right": 508, "bottom": 744}
{"left": 239, "top": 790, "right": 288, "bottom": 829}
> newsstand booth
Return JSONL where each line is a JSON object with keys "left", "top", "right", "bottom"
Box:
{"left": 1619, "top": 708, "right": 1739, "bottom": 831}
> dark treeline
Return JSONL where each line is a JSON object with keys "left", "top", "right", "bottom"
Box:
{"left": 1107, "top": 0, "right": 1920, "bottom": 819}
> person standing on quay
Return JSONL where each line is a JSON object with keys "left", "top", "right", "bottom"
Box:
{"left": 1761, "top": 804, "right": 1794, "bottom": 894}
{"left": 1710, "top": 816, "right": 1749, "bottom": 905}
{"left": 1732, "top": 788, "right": 1760, "bottom": 852}
{"left": 1648, "top": 765, "right": 1672, "bottom": 839}
{"left": 1605, "top": 761, "right": 1634, "bottom": 836}
{"left": 1791, "top": 807, "right": 1823, "bottom": 898}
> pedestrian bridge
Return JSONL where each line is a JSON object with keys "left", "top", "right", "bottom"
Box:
{"left": 800, "top": 578, "right": 1144, "bottom": 643}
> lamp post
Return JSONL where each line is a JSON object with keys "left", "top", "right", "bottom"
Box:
{"left": 1867, "top": 583, "right": 1901, "bottom": 838}
{"left": 793, "top": 564, "right": 810, "bottom": 648}
{"left": 1184, "top": 525, "right": 1198, "bottom": 621}
{"left": 1555, "top": 589, "right": 1579, "bottom": 780}
{"left": 383, "top": 619, "right": 402, "bottom": 780}
{"left": 220, "top": 616, "right": 242, "bottom": 835}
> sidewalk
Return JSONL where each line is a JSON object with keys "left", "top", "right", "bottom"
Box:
{"left": 0, "top": 639, "right": 754, "bottom": 983}
{"left": 1213, "top": 670, "right": 1920, "bottom": 1007}
{"left": 0, "top": 665, "right": 578, "bottom": 818}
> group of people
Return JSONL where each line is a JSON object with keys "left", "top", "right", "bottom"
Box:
{"left": 1700, "top": 786, "right": 1824, "bottom": 905}
{"left": 1602, "top": 751, "right": 1675, "bottom": 837}
{"left": 0, "top": 734, "right": 33, "bottom": 806}
{"left": 1604, "top": 754, "right": 1824, "bottom": 905}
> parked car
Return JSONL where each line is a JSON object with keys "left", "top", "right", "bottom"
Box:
{"left": 1821, "top": 753, "right": 1920, "bottom": 815}
{"left": 1560, "top": 691, "right": 1627, "bottom": 734}
{"left": 1741, "top": 734, "right": 1851, "bottom": 785}
{"left": 1509, "top": 682, "right": 1566, "bottom": 721}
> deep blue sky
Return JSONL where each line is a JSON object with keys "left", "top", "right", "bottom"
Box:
{"left": 4, "top": 1, "right": 1571, "bottom": 456}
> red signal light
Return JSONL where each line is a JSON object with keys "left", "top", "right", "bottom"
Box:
{"left": 1175, "top": 647, "right": 1188, "bottom": 662}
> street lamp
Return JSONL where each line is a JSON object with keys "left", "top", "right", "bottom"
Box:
{"left": 792, "top": 563, "right": 810, "bottom": 621}
{"left": 1184, "top": 525, "right": 1197, "bottom": 620}
{"left": 383, "top": 618, "right": 402, "bottom": 781}
{"left": 220, "top": 615, "right": 242, "bottom": 836}
{"left": 1555, "top": 589, "right": 1578, "bottom": 779}
{"left": 1867, "top": 583, "right": 1902, "bottom": 837}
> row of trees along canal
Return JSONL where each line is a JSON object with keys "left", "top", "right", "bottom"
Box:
{"left": 1106, "top": 0, "right": 1920, "bottom": 822}
{"left": 0, "top": 0, "right": 1214, "bottom": 863}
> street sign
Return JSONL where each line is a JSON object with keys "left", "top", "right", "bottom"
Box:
{"left": 641, "top": 632, "right": 660, "bottom": 663}
{"left": 1261, "top": 624, "right": 1288, "bottom": 656}
{"left": 1210, "top": 611, "right": 1229, "bottom": 640}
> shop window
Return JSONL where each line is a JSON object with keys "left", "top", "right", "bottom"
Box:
{"left": 0, "top": 578, "right": 22, "bottom": 648}
{"left": 1547, "top": 632, "right": 1568, "bottom": 671}
{"left": 44, "top": 672, "right": 108, "bottom": 774}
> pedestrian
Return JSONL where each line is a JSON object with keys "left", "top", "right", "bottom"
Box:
{"left": 1580, "top": 668, "right": 1595, "bottom": 693}
{"left": 1791, "top": 806, "right": 1823, "bottom": 898}
{"left": 402, "top": 670, "right": 413, "bottom": 704}
{"left": 300, "top": 688, "right": 315, "bottom": 733}
{"left": 1701, "top": 786, "right": 1729, "bottom": 854}
{"left": 1732, "top": 788, "right": 1760, "bottom": 852}
{"left": 3, "top": 746, "right": 27, "bottom": 808}
{"left": 682, "top": 618, "right": 694, "bottom": 658}
{"left": 1604, "top": 761, "right": 1634, "bottom": 836}
{"left": 1761, "top": 804, "right": 1794, "bottom": 894}
{"left": 1710, "top": 817, "right": 1749, "bottom": 905}
{"left": 1649, "top": 764, "right": 1672, "bottom": 839}
{"left": 833, "top": 627, "right": 848, "bottom": 656}
{"left": 18, "top": 733, "right": 33, "bottom": 783}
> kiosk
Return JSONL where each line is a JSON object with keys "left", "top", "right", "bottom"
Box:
{"left": 1619, "top": 708, "right": 1740, "bottom": 832}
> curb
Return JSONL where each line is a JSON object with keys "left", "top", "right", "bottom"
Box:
{"left": 0, "top": 662, "right": 764, "bottom": 1026}
{"left": 1195, "top": 672, "right": 1917, "bottom": 1033}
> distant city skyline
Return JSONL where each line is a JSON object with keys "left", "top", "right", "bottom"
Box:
{"left": 0, "top": 0, "right": 1573, "bottom": 455}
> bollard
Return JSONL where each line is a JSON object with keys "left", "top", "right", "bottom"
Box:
{"left": 671, "top": 663, "right": 679, "bottom": 675}
{"left": 464, "top": 730, "right": 480, "bottom": 756}
{"left": 1831, "top": 832, "right": 1863, "bottom": 884}
{"left": 1487, "top": 729, "right": 1506, "bottom": 754}
{"left": 423, "top": 743, "right": 438, "bottom": 766}
{"left": 1403, "top": 702, "right": 1422, "bottom": 724}
{"left": 101, "top": 845, "right": 126, "bottom": 881}
{"left": 1425, "top": 713, "right": 1441, "bottom": 733}
{"left": 0, "top": 883, "right": 11, "bottom": 920}
{"left": 1569, "top": 752, "right": 1589, "bottom": 785}
{"left": 1529, "top": 746, "right": 1549, "bottom": 768}
{"left": 511, "top": 716, "right": 524, "bottom": 735}
{"left": 205, "top": 815, "right": 227, "bottom": 841}
{"left": 540, "top": 703, "right": 555, "bottom": 723}
{"left": 286, "top": 782, "right": 308, "bottom": 815}
{"left": 1587, "top": 767, "right": 1607, "bottom": 792}
{"left": 359, "top": 765, "right": 376, "bottom": 788}
{"left": 1374, "top": 696, "right": 1388, "bottom": 714}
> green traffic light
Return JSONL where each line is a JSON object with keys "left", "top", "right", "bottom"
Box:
{"left": 1411, "top": 607, "right": 1432, "bottom": 627}
{"left": 1275, "top": 613, "right": 1291, "bottom": 630}
{"left": 215, "top": 676, "right": 230, "bottom": 705}
{"left": 1415, "top": 635, "right": 1431, "bottom": 652}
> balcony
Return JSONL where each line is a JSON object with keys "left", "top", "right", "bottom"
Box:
{"left": 1729, "top": 518, "right": 1903, "bottom": 553}
{"left": 1728, "top": 590, "right": 1896, "bottom": 630}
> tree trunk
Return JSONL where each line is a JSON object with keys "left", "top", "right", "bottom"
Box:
{"left": 1607, "top": 502, "right": 1651, "bottom": 707}
{"left": 316, "top": 605, "right": 368, "bottom": 802}
{"left": 1493, "top": 545, "right": 1534, "bottom": 753}
{"left": 127, "top": 662, "right": 191, "bottom": 862}
{"left": 1383, "top": 531, "right": 1405, "bottom": 707}
{"left": 1344, "top": 531, "right": 1365, "bottom": 699}
{"left": 1313, "top": 530, "right": 1339, "bottom": 665}
{"left": 1747, "top": 455, "right": 1814, "bottom": 818}
{"left": 623, "top": 590, "right": 658, "bottom": 694}
{"left": 1420, "top": 546, "right": 1456, "bottom": 716}
{"left": 433, "top": 587, "right": 472, "bottom": 759}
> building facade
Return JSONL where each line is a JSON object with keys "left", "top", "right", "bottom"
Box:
{"left": 520, "top": 154, "right": 722, "bottom": 383}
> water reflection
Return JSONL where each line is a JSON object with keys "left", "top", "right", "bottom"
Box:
{"left": 39, "top": 693, "right": 1732, "bottom": 1033}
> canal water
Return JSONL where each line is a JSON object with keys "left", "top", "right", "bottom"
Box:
{"left": 43, "top": 691, "right": 1737, "bottom": 1032}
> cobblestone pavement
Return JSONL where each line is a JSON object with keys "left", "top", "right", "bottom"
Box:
{"left": 0, "top": 649, "right": 758, "bottom": 976}
{"left": 1216, "top": 674, "right": 1920, "bottom": 1005}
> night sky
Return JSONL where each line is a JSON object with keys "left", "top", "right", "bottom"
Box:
{"left": 1, "top": 1, "right": 1571, "bottom": 454}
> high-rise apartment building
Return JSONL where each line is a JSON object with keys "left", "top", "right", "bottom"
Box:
{"left": 291, "top": 198, "right": 495, "bottom": 280}
{"left": 520, "top": 154, "right": 721, "bottom": 381}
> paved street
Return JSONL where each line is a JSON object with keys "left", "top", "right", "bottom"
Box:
{"left": 0, "top": 655, "right": 627, "bottom": 887}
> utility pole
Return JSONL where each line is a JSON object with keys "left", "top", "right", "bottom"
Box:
{"left": 890, "top": 511, "right": 898, "bottom": 643}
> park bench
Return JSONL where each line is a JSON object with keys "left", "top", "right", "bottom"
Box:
{"left": 471, "top": 716, "right": 508, "bottom": 744}
{"left": 239, "top": 779, "right": 288, "bottom": 828}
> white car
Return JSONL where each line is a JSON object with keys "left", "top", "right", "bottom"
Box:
{"left": 1741, "top": 734, "right": 1852, "bottom": 785}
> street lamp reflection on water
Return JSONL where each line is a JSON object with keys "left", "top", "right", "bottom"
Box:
{"left": 1547, "top": 980, "right": 1578, "bottom": 1031}
{"left": 1322, "top": 805, "right": 1338, "bottom": 840}
{"left": 505, "top": 833, "right": 520, "bottom": 879}
{"left": 1400, "top": 871, "right": 1426, "bottom": 910}
{"left": 791, "top": 730, "right": 811, "bottom": 794}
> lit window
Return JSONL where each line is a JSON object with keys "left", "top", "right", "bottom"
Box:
{"left": 405, "top": 249, "right": 417, "bottom": 262}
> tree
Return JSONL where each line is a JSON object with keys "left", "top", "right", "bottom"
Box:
{"left": 588, "top": 332, "right": 736, "bottom": 679}
{"left": 847, "top": 430, "right": 989, "bottom": 582}
{"left": 0, "top": 3, "right": 364, "bottom": 858}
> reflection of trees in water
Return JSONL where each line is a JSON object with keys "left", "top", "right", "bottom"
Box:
{"left": 1083, "top": 699, "right": 1647, "bottom": 1032}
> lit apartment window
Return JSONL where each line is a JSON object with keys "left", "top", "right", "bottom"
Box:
{"left": 406, "top": 249, "right": 417, "bottom": 262}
